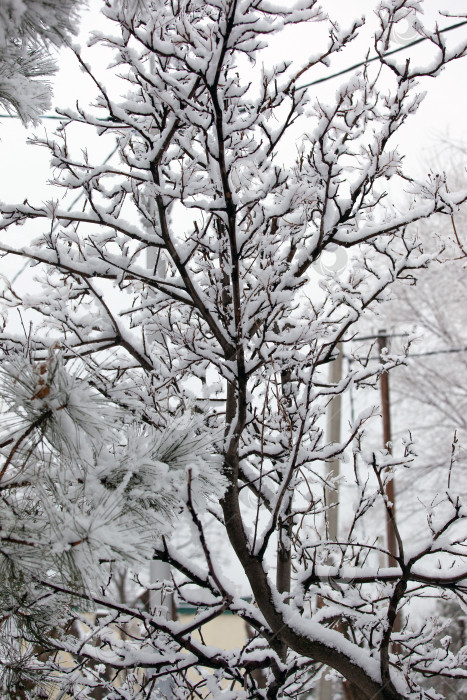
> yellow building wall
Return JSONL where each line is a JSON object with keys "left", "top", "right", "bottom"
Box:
{"left": 179, "top": 610, "right": 247, "bottom": 650}
{"left": 177, "top": 610, "right": 249, "bottom": 694}
{"left": 34, "top": 609, "right": 249, "bottom": 698}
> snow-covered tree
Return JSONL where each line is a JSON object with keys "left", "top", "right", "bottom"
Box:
{"left": 0, "top": 1, "right": 467, "bottom": 698}
{"left": 380, "top": 153, "right": 467, "bottom": 510}
{"left": 0, "top": 0, "right": 82, "bottom": 123}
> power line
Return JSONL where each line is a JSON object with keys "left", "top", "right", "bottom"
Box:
{"left": 405, "top": 345, "right": 467, "bottom": 360}
{"left": 347, "top": 344, "right": 467, "bottom": 363}
{"left": 0, "top": 113, "right": 64, "bottom": 120}
{"left": 0, "top": 113, "right": 121, "bottom": 121}
{"left": 297, "top": 19, "right": 467, "bottom": 90}
{"left": 1, "top": 19, "right": 466, "bottom": 122}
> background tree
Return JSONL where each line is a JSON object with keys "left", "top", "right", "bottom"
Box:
{"left": 0, "top": 1, "right": 467, "bottom": 698}
{"left": 372, "top": 154, "right": 467, "bottom": 699}
{"left": 380, "top": 150, "right": 467, "bottom": 516}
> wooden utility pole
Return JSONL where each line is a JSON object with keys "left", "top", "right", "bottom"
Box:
{"left": 378, "top": 333, "right": 402, "bottom": 642}
{"left": 377, "top": 332, "right": 398, "bottom": 567}
{"left": 276, "top": 368, "right": 294, "bottom": 663}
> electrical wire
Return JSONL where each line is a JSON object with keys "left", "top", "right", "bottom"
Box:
{"left": 404, "top": 345, "right": 467, "bottom": 360}
{"left": 297, "top": 19, "right": 467, "bottom": 90}
{"left": 347, "top": 344, "right": 467, "bottom": 364}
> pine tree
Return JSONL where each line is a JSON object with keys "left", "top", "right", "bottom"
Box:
{"left": 0, "top": 0, "right": 81, "bottom": 123}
